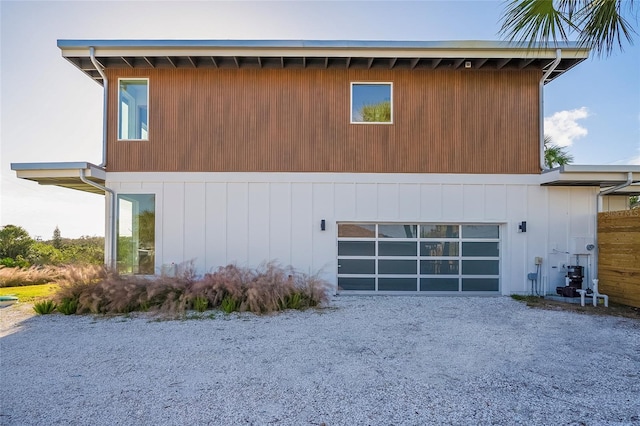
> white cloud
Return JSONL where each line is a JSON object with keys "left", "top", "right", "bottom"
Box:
{"left": 544, "top": 107, "right": 589, "bottom": 147}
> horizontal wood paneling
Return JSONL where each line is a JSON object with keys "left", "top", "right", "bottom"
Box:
{"left": 106, "top": 68, "right": 540, "bottom": 173}
{"left": 598, "top": 209, "right": 640, "bottom": 308}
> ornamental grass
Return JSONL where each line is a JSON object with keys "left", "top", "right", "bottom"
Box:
{"left": 53, "top": 262, "right": 329, "bottom": 315}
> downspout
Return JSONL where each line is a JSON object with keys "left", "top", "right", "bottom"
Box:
{"left": 594, "top": 172, "right": 634, "bottom": 279}
{"left": 80, "top": 169, "right": 117, "bottom": 270}
{"left": 89, "top": 48, "right": 115, "bottom": 270}
{"left": 89, "top": 47, "right": 108, "bottom": 168}
{"left": 539, "top": 49, "right": 562, "bottom": 170}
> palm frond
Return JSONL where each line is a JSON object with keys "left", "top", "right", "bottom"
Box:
{"left": 500, "top": 0, "right": 576, "bottom": 48}
{"left": 544, "top": 137, "right": 574, "bottom": 168}
{"left": 575, "top": 0, "right": 637, "bottom": 56}
{"left": 500, "top": 0, "right": 637, "bottom": 56}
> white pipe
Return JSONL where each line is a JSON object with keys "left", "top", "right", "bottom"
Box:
{"left": 80, "top": 169, "right": 116, "bottom": 270}
{"left": 539, "top": 49, "right": 562, "bottom": 171}
{"left": 594, "top": 171, "right": 634, "bottom": 278}
{"left": 89, "top": 47, "right": 108, "bottom": 168}
{"left": 591, "top": 279, "right": 608, "bottom": 307}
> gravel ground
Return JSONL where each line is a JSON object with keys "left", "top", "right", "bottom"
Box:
{"left": 1, "top": 296, "right": 639, "bottom": 425}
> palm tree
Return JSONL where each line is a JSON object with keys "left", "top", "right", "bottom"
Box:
{"left": 544, "top": 135, "right": 574, "bottom": 167}
{"left": 359, "top": 100, "right": 392, "bottom": 123}
{"left": 500, "top": 0, "right": 637, "bottom": 56}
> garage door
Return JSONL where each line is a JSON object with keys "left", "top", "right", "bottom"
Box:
{"left": 337, "top": 223, "right": 500, "bottom": 293}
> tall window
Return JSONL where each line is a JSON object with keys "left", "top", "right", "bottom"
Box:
{"left": 351, "top": 83, "right": 393, "bottom": 124}
{"left": 118, "top": 79, "right": 148, "bottom": 140}
{"left": 117, "top": 194, "right": 155, "bottom": 274}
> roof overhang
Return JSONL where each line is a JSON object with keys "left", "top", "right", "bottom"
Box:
{"left": 57, "top": 39, "right": 590, "bottom": 85}
{"left": 541, "top": 165, "right": 640, "bottom": 195}
{"left": 10, "top": 162, "right": 106, "bottom": 195}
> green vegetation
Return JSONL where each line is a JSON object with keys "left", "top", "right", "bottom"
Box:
{"left": 192, "top": 296, "right": 208, "bottom": 312}
{"left": 0, "top": 283, "right": 59, "bottom": 302}
{"left": 544, "top": 135, "right": 573, "bottom": 168}
{"left": 359, "top": 100, "right": 391, "bottom": 123}
{"left": 511, "top": 294, "right": 541, "bottom": 305}
{"left": 284, "top": 292, "right": 303, "bottom": 310}
{"left": 501, "top": 0, "right": 636, "bottom": 57}
{"left": 56, "top": 298, "right": 78, "bottom": 315}
{"left": 221, "top": 295, "right": 239, "bottom": 314}
{"left": 0, "top": 225, "right": 33, "bottom": 267}
{"left": 0, "top": 224, "right": 328, "bottom": 317}
{"left": 0, "top": 224, "right": 104, "bottom": 269}
{"left": 33, "top": 300, "right": 56, "bottom": 315}
{"left": 52, "top": 226, "right": 62, "bottom": 249}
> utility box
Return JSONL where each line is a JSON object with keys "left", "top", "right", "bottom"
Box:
{"left": 571, "top": 237, "right": 594, "bottom": 255}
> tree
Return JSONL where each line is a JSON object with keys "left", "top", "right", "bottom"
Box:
{"left": 500, "top": 0, "right": 637, "bottom": 57}
{"left": 28, "top": 242, "right": 64, "bottom": 265}
{"left": 0, "top": 225, "right": 34, "bottom": 260}
{"left": 52, "top": 226, "right": 62, "bottom": 249}
{"left": 544, "top": 135, "right": 574, "bottom": 168}
{"left": 359, "top": 100, "right": 391, "bottom": 123}
{"left": 630, "top": 195, "right": 639, "bottom": 208}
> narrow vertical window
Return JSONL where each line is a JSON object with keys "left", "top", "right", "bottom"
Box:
{"left": 351, "top": 83, "right": 393, "bottom": 124}
{"left": 118, "top": 79, "right": 148, "bottom": 140}
{"left": 117, "top": 194, "right": 155, "bottom": 274}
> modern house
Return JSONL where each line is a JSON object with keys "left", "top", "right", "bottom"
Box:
{"left": 11, "top": 40, "right": 640, "bottom": 295}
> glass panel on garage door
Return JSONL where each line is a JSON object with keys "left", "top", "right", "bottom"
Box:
{"left": 337, "top": 223, "right": 500, "bottom": 293}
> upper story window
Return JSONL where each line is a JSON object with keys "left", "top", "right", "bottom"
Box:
{"left": 350, "top": 82, "right": 393, "bottom": 124}
{"left": 118, "top": 79, "right": 148, "bottom": 140}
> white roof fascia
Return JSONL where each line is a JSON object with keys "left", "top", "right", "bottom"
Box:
{"left": 58, "top": 39, "right": 590, "bottom": 60}
{"left": 10, "top": 162, "right": 106, "bottom": 194}
{"left": 11, "top": 162, "right": 105, "bottom": 178}
{"left": 540, "top": 165, "right": 640, "bottom": 186}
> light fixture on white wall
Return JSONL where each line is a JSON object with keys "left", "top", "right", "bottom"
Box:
{"left": 518, "top": 221, "right": 527, "bottom": 233}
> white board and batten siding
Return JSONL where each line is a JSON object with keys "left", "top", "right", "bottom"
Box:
{"left": 107, "top": 172, "right": 597, "bottom": 295}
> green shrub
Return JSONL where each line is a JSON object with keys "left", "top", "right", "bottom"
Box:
{"left": 192, "top": 296, "right": 208, "bottom": 312}
{"left": 57, "top": 298, "right": 78, "bottom": 315}
{"left": 33, "top": 300, "right": 56, "bottom": 315}
{"left": 27, "top": 243, "right": 64, "bottom": 266}
{"left": 1, "top": 257, "right": 17, "bottom": 268}
{"left": 285, "top": 292, "right": 302, "bottom": 310}
{"left": 0, "top": 256, "right": 30, "bottom": 269}
{"left": 221, "top": 295, "right": 239, "bottom": 313}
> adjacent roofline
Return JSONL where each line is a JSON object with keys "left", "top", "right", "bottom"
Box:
{"left": 11, "top": 161, "right": 103, "bottom": 172}
{"left": 11, "top": 162, "right": 106, "bottom": 195}
{"left": 57, "top": 39, "right": 588, "bottom": 51}
{"left": 540, "top": 165, "right": 640, "bottom": 195}
{"left": 58, "top": 39, "right": 590, "bottom": 85}
{"left": 544, "top": 164, "right": 640, "bottom": 173}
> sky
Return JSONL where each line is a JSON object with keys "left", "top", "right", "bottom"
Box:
{"left": 1, "top": 0, "right": 639, "bottom": 239}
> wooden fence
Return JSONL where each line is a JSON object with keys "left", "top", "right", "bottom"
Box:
{"left": 598, "top": 209, "right": 640, "bottom": 308}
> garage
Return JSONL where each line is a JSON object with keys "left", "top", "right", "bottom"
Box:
{"left": 337, "top": 223, "right": 501, "bottom": 293}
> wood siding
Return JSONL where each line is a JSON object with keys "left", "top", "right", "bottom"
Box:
{"left": 105, "top": 68, "right": 541, "bottom": 173}
{"left": 598, "top": 209, "right": 640, "bottom": 308}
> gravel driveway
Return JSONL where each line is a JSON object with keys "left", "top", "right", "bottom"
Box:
{"left": 1, "top": 296, "right": 639, "bottom": 425}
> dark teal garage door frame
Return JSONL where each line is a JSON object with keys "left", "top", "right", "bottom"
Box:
{"left": 337, "top": 223, "right": 501, "bottom": 294}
